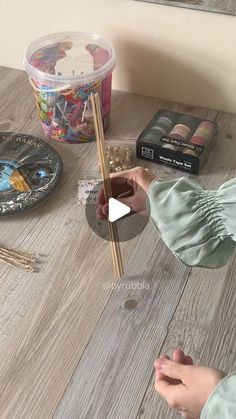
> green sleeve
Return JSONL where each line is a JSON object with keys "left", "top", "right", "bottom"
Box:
{"left": 201, "top": 373, "right": 236, "bottom": 418}
{"left": 147, "top": 177, "right": 236, "bottom": 268}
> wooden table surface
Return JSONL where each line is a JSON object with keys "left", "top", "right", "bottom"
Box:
{"left": 0, "top": 66, "right": 236, "bottom": 419}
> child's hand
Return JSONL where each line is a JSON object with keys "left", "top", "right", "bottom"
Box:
{"left": 96, "top": 167, "right": 156, "bottom": 220}
{"left": 154, "top": 350, "right": 226, "bottom": 419}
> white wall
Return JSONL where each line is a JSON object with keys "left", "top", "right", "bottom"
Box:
{"left": 0, "top": 0, "right": 235, "bottom": 112}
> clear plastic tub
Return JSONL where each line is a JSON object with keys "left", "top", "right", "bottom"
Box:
{"left": 24, "top": 32, "right": 116, "bottom": 143}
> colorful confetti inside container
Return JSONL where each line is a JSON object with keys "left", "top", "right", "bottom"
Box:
{"left": 24, "top": 32, "right": 116, "bottom": 143}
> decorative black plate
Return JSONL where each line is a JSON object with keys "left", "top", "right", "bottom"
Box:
{"left": 0, "top": 132, "right": 63, "bottom": 215}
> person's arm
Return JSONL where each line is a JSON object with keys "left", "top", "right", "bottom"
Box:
{"left": 96, "top": 167, "right": 236, "bottom": 268}
{"left": 154, "top": 351, "right": 236, "bottom": 419}
{"left": 148, "top": 176, "right": 236, "bottom": 268}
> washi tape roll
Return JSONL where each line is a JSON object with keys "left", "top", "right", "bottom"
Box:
{"left": 144, "top": 114, "right": 174, "bottom": 143}
{"left": 190, "top": 121, "right": 216, "bottom": 146}
{"left": 162, "top": 115, "right": 197, "bottom": 151}
{"left": 168, "top": 124, "right": 190, "bottom": 141}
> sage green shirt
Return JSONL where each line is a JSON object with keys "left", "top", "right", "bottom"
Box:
{"left": 201, "top": 373, "right": 236, "bottom": 419}
{"left": 147, "top": 177, "right": 236, "bottom": 268}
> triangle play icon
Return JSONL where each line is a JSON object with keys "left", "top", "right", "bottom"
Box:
{"left": 108, "top": 197, "right": 131, "bottom": 223}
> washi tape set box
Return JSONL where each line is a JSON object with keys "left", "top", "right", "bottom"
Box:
{"left": 136, "top": 110, "right": 218, "bottom": 174}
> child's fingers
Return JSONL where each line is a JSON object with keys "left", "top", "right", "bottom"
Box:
{"left": 102, "top": 203, "right": 108, "bottom": 216}
{"left": 171, "top": 350, "right": 186, "bottom": 384}
{"left": 154, "top": 354, "right": 170, "bottom": 368}
{"left": 96, "top": 175, "right": 128, "bottom": 207}
{"left": 96, "top": 205, "right": 106, "bottom": 220}
{"left": 185, "top": 356, "right": 193, "bottom": 365}
{"left": 96, "top": 173, "right": 133, "bottom": 209}
{"left": 96, "top": 186, "right": 106, "bottom": 207}
{"left": 155, "top": 359, "right": 188, "bottom": 382}
{"left": 159, "top": 354, "right": 170, "bottom": 360}
{"left": 154, "top": 354, "right": 170, "bottom": 380}
{"left": 154, "top": 350, "right": 191, "bottom": 380}
{"left": 155, "top": 355, "right": 182, "bottom": 385}
{"left": 172, "top": 349, "right": 193, "bottom": 365}
{"left": 172, "top": 349, "right": 185, "bottom": 364}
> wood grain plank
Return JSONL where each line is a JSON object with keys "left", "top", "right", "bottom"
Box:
{"left": 55, "top": 228, "right": 191, "bottom": 419}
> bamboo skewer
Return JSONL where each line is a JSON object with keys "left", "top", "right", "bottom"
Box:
{"left": 90, "top": 92, "right": 124, "bottom": 278}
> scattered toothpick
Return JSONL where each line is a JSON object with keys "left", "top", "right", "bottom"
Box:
{"left": 0, "top": 244, "right": 39, "bottom": 272}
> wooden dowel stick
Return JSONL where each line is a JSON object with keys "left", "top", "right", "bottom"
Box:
{"left": 90, "top": 93, "right": 124, "bottom": 277}
{"left": 90, "top": 94, "right": 121, "bottom": 276}
{"left": 93, "top": 95, "right": 123, "bottom": 276}
{"left": 93, "top": 93, "right": 124, "bottom": 276}
{"left": 90, "top": 94, "right": 119, "bottom": 276}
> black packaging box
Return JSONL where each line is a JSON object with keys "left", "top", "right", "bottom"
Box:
{"left": 136, "top": 109, "right": 218, "bottom": 175}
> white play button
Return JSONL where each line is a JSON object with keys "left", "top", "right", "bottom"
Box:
{"left": 108, "top": 198, "right": 131, "bottom": 223}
